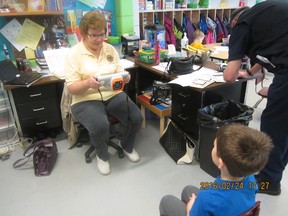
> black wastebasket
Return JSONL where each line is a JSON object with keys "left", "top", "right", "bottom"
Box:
{"left": 197, "top": 100, "right": 254, "bottom": 177}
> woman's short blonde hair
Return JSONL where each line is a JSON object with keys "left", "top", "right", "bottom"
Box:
{"left": 79, "top": 11, "right": 107, "bottom": 36}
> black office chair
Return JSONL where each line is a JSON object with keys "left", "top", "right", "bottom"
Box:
{"left": 61, "top": 83, "right": 124, "bottom": 163}
{"left": 75, "top": 115, "right": 125, "bottom": 163}
{"left": 240, "top": 201, "right": 261, "bottom": 216}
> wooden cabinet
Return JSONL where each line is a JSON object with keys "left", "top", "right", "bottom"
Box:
{"left": 139, "top": 8, "right": 236, "bottom": 40}
{"left": 0, "top": 0, "right": 63, "bottom": 16}
{"left": 10, "top": 83, "right": 62, "bottom": 138}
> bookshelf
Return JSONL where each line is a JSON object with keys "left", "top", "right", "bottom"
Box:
{"left": 139, "top": 7, "right": 236, "bottom": 39}
{"left": 0, "top": 0, "right": 63, "bottom": 17}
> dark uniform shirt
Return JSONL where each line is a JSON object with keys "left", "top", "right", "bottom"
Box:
{"left": 228, "top": 1, "right": 288, "bottom": 72}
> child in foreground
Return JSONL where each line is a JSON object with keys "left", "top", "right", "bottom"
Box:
{"left": 159, "top": 123, "right": 273, "bottom": 216}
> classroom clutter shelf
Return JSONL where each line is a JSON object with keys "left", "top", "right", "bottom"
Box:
{"left": 139, "top": 7, "right": 236, "bottom": 40}
{"left": 0, "top": 83, "right": 18, "bottom": 143}
{"left": 0, "top": 0, "right": 63, "bottom": 17}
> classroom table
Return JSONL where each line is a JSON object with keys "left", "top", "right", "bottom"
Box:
{"left": 205, "top": 43, "right": 229, "bottom": 62}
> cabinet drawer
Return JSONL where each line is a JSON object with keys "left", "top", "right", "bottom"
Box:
{"left": 172, "top": 86, "right": 202, "bottom": 109}
{"left": 17, "top": 98, "right": 58, "bottom": 119}
{"left": 12, "top": 84, "right": 56, "bottom": 104}
{"left": 172, "top": 105, "right": 199, "bottom": 140}
{"left": 171, "top": 86, "right": 202, "bottom": 140}
{"left": 21, "top": 113, "right": 61, "bottom": 136}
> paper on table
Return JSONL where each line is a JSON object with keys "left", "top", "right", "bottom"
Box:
{"left": 169, "top": 67, "right": 220, "bottom": 89}
{"left": 120, "top": 59, "right": 135, "bottom": 69}
{"left": 43, "top": 48, "right": 70, "bottom": 79}
{"left": 0, "top": 18, "right": 25, "bottom": 52}
{"left": 213, "top": 75, "right": 226, "bottom": 83}
{"left": 152, "top": 62, "right": 168, "bottom": 73}
{"left": 16, "top": 18, "right": 45, "bottom": 50}
{"left": 211, "top": 46, "right": 229, "bottom": 54}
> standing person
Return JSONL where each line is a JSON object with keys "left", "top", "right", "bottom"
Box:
{"left": 64, "top": 11, "right": 143, "bottom": 175}
{"left": 159, "top": 124, "right": 272, "bottom": 216}
{"left": 223, "top": 1, "right": 288, "bottom": 195}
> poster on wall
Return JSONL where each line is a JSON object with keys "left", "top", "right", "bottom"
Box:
{"left": 0, "top": 18, "right": 25, "bottom": 52}
{"left": 78, "top": 0, "right": 107, "bottom": 9}
{"left": 63, "top": 0, "right": 76, "bottom": 8}
{"left": 94, "top": 0, "right": 107, "bottom": 9}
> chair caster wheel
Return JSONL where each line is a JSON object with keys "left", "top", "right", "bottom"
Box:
{"left": 85, "top": 156, "right": 92, "bottom": 163}
{"left": 76, "top": 142, "right": 83, "bottom": 148}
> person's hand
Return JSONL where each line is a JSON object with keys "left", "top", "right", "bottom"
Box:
{"left": 237, "top": 70, "right": 249, "bottom": 79}
{"left": 186, "top": 193, "right": 197, "bottom": 216}
{"left": 124, "top": 73, "right": 131, "bottom": 84}
{"left": 87, "top": 76, "right": 102, "bottom": 89}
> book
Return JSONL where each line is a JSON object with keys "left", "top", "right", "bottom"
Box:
{"left": 139, "top": 0, "right": 145, "bottom": 10}
{"left": 46, "top": 0, "right": 57, "bottom": 11}
{"left": 28, "top": 0, "right": 45, "bottom": 12}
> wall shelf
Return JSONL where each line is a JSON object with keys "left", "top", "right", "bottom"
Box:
{"left": 0, "top": 11, "right": 63, "bottom": 17}
{"left": 139, "top": 7, "right": 236, "bottom": 40}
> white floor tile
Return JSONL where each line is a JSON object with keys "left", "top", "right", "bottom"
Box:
{"left": 1, "top": 73, "right": 287, "bottom": 216}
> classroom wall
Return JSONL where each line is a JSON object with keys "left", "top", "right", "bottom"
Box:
{"left": 0, "top": 0, "right": 116, "bottom": 61}
{"left": 0, "top": 0, "right": 260, "bottom": 61}
{"left": 63, "top": 0, "right": 116, "bottom": 38}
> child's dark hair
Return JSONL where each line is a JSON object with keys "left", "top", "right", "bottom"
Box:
{"left": 216, "top": 123, "right": 273, "bottom": 177}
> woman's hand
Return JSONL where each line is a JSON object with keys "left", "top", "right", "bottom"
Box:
{"left": 238, "top": 70, "right": 249, "bottom": 79}
{"left": 67, "top": 76, "right": 101, "bottom": 95}
{"left": 87, "top": 76, "right": 102, "bottom": 89}
{"left": 124, "top": 73, "right": 131, "bottom": 84}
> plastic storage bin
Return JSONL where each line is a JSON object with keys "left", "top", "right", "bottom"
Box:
{"left": 139, "top": 49, "right": 166, "bottom": 64}
{"left": 197, "top": 100, "right": 254, "bottom": 177}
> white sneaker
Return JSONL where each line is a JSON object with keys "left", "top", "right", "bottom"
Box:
{"left": 96, "top": 156, "right": 110, "bottom": 175}
{"left": 124, "top": 149, "right": 140, "bottom": 162}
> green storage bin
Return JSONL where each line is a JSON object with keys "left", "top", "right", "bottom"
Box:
{"left": 139, "top": 49, "right": 166, "bottom": 64}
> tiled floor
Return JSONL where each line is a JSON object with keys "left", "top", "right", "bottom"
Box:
{"left": 1, "top": 72, "right": 287, "bottom": 216}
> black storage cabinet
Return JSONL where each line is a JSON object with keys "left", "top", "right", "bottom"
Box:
{"left": 198, "top": 100, "right": 254, "bottom": 177}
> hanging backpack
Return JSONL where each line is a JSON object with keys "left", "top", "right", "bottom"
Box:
{"left": 198, "top": 13, "right": 208, "bottom": 35}
{"left": 173, "top": 18, "right": 184, "bottom": 51}
{"left": 164, "top": 14, "right": 177, "bottom": 47}
{"left": 185, "top": 14, "right": 195, "bottom": 44}
{"left": 182, "top": 14, "right": 188, "bottom": 34}
{"left": 215, "top": 15, "right": 225, "bottom": 42}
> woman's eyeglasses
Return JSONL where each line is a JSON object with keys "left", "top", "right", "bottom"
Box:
{"left": 87, "top": 33, "right": 106, "bottom": 39}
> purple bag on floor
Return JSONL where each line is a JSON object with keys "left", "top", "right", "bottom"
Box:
{"left": 13, "top": 139, "right": 58, "bottom": 176}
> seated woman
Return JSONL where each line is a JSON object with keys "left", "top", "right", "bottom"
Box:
{"left": 64, "top": 11, "right": 143, "bottom": 175}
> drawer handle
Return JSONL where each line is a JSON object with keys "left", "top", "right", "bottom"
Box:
{"left": 177, "top": 114, "right": 188, "bottom": 121}
{"left": 33, "top": 107, "right": 45, "bottom": 112}
{"left": 178, "top": 92, "right": 190, "bottom": 98}
{"left": 36, "top": 121, "right": 48, "bottom": 125}
{"left": 30, "top": 93, "right": 42, "bottom": 97}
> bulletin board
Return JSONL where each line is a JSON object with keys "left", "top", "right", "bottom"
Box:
{"left": 63, "top": 0, "right": 116, "bottom": 44}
